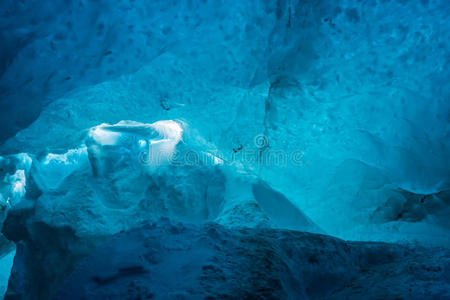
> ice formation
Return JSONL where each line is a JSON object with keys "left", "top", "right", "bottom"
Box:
{"left": 0, "top": 154, "right": 31, "bottom": 209}
{"left": 0, "top": 0, "right": 449, "bottom": 298}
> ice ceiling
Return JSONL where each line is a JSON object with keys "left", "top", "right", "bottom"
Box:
{"left": 1, "top": 0, "right": 450, "bottom": 252}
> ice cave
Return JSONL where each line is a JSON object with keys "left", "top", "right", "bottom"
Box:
{"left": 0, "top": 0, "right": 449, "bottom": 299}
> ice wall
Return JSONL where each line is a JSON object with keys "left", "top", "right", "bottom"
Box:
{"left": 0, "top": 0, "right": 449, "bottom": 246}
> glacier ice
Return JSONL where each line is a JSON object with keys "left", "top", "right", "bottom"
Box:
{"left": 0, "top": 154, "right": 28, "bottom": 299}
{"left": 52, "top": 221, "right": 450, "bottom": 300}
{"left": 2, "top": 118, "right": 320, "bottom": 248}
{"left": 252, "top": 181, "right": 322, "bottom": 233}
{"left": 0, "top": 154, "right": 31, "bottom": 209}
{"left": 86, "top": 120, "right": 183, "bottom": 172}
{"left": 2, "top": 119, "right": 317, "bottom": 231}
{"left": 32, "top": 147, "right": 89, "bottom": 192}
{"left": 4, "top": 60, "right": 448, "bottom": 245}
{"left": 0, "top": 120, "right": 325, "bottom": 299}
{"left": 0, "top": 249, "right": 14, "bottom": 299}
{"left": 0, "top": 0, "right": 450, "bottom": 298}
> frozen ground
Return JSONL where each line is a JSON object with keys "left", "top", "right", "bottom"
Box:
{"left": 51, "top": 221, "right": 450, "bottom": 300}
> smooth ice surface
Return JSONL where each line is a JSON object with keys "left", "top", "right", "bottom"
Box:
{"left": 0, "top": 249, "right": 14, "bottom": 299}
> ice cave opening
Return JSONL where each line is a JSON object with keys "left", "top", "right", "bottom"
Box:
{"left": 0, "top": 0, "right": 450, "bottom": 299}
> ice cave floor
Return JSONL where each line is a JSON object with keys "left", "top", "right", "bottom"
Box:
{"left": 18, "top": 221, "right": 450, "bottom": 299}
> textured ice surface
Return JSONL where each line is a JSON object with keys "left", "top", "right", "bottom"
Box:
{"left": 2, "top": 62, "right": 448, "bottom": 244}
{"left": 2, "top": 118, "right": 320, "bottom": 232}
{"left": 0, "top": 0, "right": 450, "bottom": 298}
{"left": 0, "top": 154, "right": 31, "bottom": 209}
{"left": 1, "top": 120, "right": 323, "bottom": 299}
{"left": 5, "top": 221, "right": 450, "bottom": 299}
{"left": 48, "top": 221, "right": 450, "bottom": 299}
{"left": 1, "top": 0, "right": 449, "bottom": 245}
